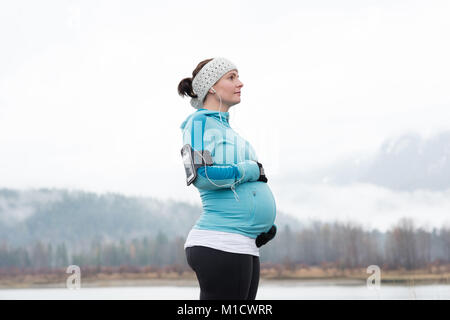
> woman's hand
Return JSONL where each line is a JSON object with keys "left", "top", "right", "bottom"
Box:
{"left": 256, "top": 161, "right": 268, "bottom": 183}
{"left": 255, "top": 224, "right": 277, "bottom": 247}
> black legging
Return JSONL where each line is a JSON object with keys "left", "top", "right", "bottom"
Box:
{"left": 185, "top": 245, "right": 260, "bottom": 300}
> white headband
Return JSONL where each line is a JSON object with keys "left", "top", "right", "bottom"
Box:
{"left": 190, "top": 57, "right": 238, "bottom": 109}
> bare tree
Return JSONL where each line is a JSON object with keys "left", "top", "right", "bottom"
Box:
{"left": 386, "top": 218, "right": 417, "bottom": 270}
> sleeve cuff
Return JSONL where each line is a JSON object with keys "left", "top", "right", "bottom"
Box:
{"left": 236, "top": 160, "right": 260, "bottom": 183}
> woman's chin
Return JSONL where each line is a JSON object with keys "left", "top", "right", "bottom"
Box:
{"left": 231, "top": 98, "right": 241, "bottom": 106}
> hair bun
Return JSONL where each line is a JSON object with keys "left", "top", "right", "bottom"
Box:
{"left": 177, "top": 77, "right": 197, "bottom": 98}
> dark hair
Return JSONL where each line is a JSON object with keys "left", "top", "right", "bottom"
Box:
{"left": 177, "top": 58, "right": 214, "bottom": 100}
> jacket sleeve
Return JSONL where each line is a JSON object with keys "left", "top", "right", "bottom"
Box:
{"left": 186, "top": 114, "right": 260, "bottom": 191}
{"left": 193, "top": 159, "right": 260, "bottom": 190}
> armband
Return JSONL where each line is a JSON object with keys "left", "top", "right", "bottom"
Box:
{"left": 180, "top": 144, "right": 213, "bottom": 186}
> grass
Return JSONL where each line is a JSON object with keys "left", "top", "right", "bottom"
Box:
{"left": 260, "top": 265, "right": 450, "bottom": 285}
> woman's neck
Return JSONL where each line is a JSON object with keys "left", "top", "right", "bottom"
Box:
{"left": 202, "top": 97, "right": 231, "bottom": 112}
{"left": 203, "top": 105, "right": 230, "bottom": 112}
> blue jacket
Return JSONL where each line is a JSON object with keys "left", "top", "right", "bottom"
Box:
{"left": 180, "top": 108, "right": 276, "bottom": 239}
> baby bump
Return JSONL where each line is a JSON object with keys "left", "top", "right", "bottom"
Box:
{"left": 247, "top": 182, "right": 276, "bottom": 229}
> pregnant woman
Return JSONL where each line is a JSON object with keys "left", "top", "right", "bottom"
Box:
{"left": 177, "top": 57, "right": 277, "bottom": 300}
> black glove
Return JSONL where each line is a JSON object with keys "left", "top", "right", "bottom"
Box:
{"left": 256, "top": 161, "right": 268, "bottom": 183}
{"left": 255, "top": 225, "right": 277, "bottom": 248}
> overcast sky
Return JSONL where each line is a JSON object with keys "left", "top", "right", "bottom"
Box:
{"left": 1, "top": 0, "right": 449, "bottom": 231}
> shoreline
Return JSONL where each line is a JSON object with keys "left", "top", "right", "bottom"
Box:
{"left": 0, "top": 265, "right": 450, "bottom": 289}
{"left": 1, "top": 268, "right": 449, "bottom": 289}
{"left": 1, "top": 278, "right": 449, "bottom": 290}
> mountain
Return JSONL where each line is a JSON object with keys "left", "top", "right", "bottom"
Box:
{"left": 300, "top": 130, "right": 450, "bottom": 191}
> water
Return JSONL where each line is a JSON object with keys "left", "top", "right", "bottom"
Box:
{"left": 1, "top": 281, "right": 449, "bottom": 300}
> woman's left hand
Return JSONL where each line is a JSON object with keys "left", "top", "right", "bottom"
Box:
{"left": 255, "top": 224, "right": 277, "bottom": 247}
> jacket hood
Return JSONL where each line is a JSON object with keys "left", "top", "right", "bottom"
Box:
{"left": 180, "top": 108, "right": 230, "bottom": 131}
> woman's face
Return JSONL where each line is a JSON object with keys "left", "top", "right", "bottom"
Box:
{"left": 211, "top": 69, "right": 244, "bottom": 107}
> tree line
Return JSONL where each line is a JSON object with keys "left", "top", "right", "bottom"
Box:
{"left": 1, "top": 218, "right": 449, "bottom": 271}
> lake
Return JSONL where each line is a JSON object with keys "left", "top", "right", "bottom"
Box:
{"left": 1, "top": 280, "right": 449, "bottom": 299}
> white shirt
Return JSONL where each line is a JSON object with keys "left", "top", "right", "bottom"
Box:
{"left": 184, "top": 228, "right": 260, "bottom": 257}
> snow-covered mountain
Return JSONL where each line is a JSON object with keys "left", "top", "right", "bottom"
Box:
{"left": 299, "top": 130, "right": 450, "bottom": 191}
